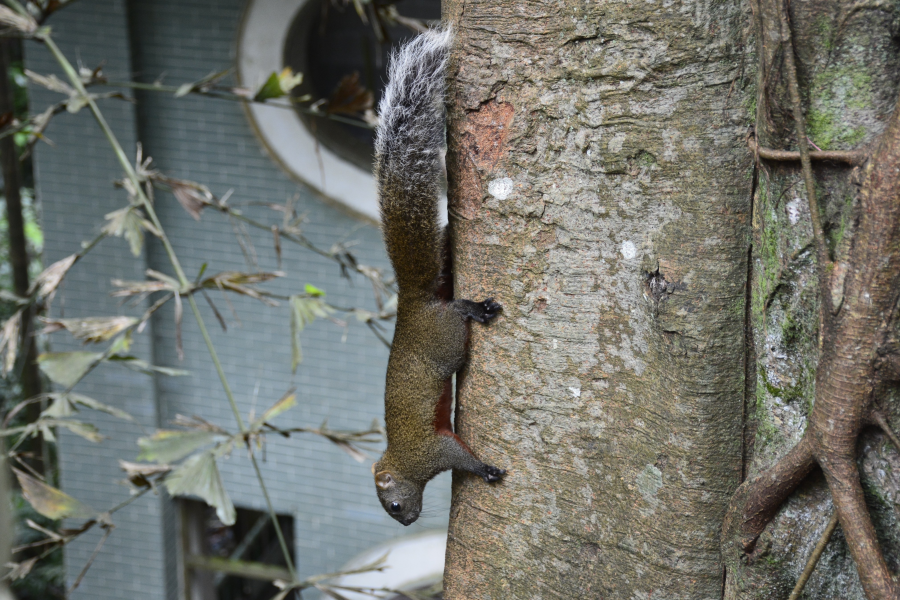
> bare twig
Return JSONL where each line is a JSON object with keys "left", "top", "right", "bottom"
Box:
{"left": 67, "top": 524, "right": 113, "bottom": 594}
{"left": 91, "top": 79, "right": 374, "bottom": 130}
{"left": 748, "top": 135, "right": 863, "bottom": 165}
{"left": 787, "top": 510, "right": 840, "bottom": 600}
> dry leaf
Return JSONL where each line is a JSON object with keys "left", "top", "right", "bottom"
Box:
{"left": 13, "top": 468, "right": 97, "bottom": 520}
{"left": 30, "top": 254, "right": 77, "bottom": 299}
{"left": 0, "top": 310, "right": 21, "bottom": 376}
{"left": 325, "top": 72, "right": 373, "bottom": 115}
{"left": 40, "top": 316, "right": 138, "bottom": 343}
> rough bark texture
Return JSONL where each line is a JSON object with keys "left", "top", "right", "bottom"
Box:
{"left": 723, "top": 1, "right": 900, "bottom": 598}
{"left": 442, "top": 1, "right": 752, "bottom": 597}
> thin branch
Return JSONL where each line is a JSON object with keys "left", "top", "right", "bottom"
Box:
{"left": 779, "top": 0, "right": 830, "bottom": 271}
{"left": 787, "top": 510, "right": 840, "bottom": 600}
{"left": 748, "top": 135, "right": 864, "bottom": 165}
{"left": 92, "top": 79, "right": 374, "bottom": 130}
{"left": 247, "top": 452, "right": 296, "bottom": 577}
{"left": 67, "top": 525, "right": 112, "bottom": 594}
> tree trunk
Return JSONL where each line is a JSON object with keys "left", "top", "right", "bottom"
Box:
{"left": 722, "top": 1, "right": 900, "bottom": 598}
{"left": 0, "top": 38, "right": 41, "bottom": 457}
{"left": 442, "top": 1, "right": 752, "bottom": 597}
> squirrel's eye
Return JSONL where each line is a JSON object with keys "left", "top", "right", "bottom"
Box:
{"left": 390, "top": 502, "right": 402, "bottom": 513}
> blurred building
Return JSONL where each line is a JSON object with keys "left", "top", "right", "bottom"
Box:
{"left": 25, "top": 0, "right": 446, "bottom": 598}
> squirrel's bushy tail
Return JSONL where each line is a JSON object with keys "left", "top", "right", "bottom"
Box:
{"left": 375, "top": 27, "right": 451, "bottom": 296}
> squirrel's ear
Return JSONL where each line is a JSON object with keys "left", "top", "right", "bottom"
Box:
{"left": 375, "top": 471, "right": 394, "bottom": 489}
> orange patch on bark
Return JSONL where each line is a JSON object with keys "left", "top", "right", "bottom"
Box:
{"left": 452, "top": 100, "right": 515, "bottom": 219}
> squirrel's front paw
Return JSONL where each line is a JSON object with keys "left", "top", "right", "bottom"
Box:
{"left": 482, "top": 465, "right": 506, "bottom": 483}
{"left": 474, "top": 298, "right": 502, "bottom": 323}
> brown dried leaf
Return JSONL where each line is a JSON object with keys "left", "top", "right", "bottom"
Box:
{"left": 171, "top": 182, "right": 208, "bottom": 220}
{"left": 110, "top": 278, "right": 170, "bottom": 297}
{"left": 325, "top": 72, "right": 373, "bottom": 115}
{"left": 102, "top": 207, "right": 146, "bottom": 256}
{"left": 118, "top": 460, "right": 172, "bottom": 488}
{"left": 199, "top": 271, "right": 283, "bottom": 304}
{"left": 40, "top": 316, "right": 138, "bottom": 343}
{"left": 13, "top": 468, "right": 97, "bottom": 520}
{"left": 24, "top": 70, "right": 73, "bottom": 95}
{"left": 0, "top": 310, "right": 21, "bottom": 376}
{"left": 30, "top": 254, "right": 77, "bottom": 299}
{"left": 5, "top": 557, "right": 38, "bottom": 580}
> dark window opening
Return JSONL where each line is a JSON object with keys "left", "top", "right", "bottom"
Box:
{"left": 180, "top": 499, "right": 295, "bottom": 600}
{"left": 283, "top": 0, "right": 442, "bottom": 171}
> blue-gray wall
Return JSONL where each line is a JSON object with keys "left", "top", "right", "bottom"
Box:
{"left": 27, "top": 1, "right": 451, "bottom": 598}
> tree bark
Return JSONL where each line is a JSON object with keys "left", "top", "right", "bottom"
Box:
{"left": 442, "top": 1, "right": 752, "bottom": 597}
{"left": 722, "top": 1, "right": 900, "bottom": 598}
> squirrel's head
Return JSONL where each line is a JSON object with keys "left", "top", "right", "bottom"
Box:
{"left": 373, "top": 466, "right": 423, "bottom": 526}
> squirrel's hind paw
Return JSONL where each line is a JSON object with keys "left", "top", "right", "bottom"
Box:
{"left": 482, "top": 465, "right": 507, "bottom": 483}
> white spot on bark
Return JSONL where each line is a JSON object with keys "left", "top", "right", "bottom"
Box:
{"left": 637, "top": 464, "right": 663, "bottom": 510}
{"left": 488, "top": 177, "right": 514, "bottom": 199}
{"left": 787, "top": 197, "right": 802, "bottom": 225}
{"left": 621, "top": 241, "right": 637, "bottom": 259}
{"left": 608, "top": 132, "right": 627, "bottom": 153}
{"left": 569, "top": 386, "right": 581, "bottom": 398}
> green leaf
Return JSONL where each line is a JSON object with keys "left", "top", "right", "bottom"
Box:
{"left": 37, "top": 351, "right": 102, "bottom": 388}
{"left": 289, "top": 295, "right": 334, "bottom": 372}
{"left": 42, "top": 392, "right": 134, "bottom": 422}
{"left": 53, "top": 419, "right": 104, "bottom": 443}
{"left": 250, "top": 391, "right": 296, "bottom": 431}
{"left": 13, "top": 468, "right": 97, "bottom": 520}
{"left": 107, "top": 355, "right": 189, "bottom": 377}
{"left": 41, "top": 395, "right": 74, "bottom": 418}
{"left": 108, "top": 330, "right": 134, "bottom": 355}
{"left": 137, "top": 430, "right": 220, "bottom": 463}
{"left": 304, "top": 283, "right": 325, "bottom": 297}
{"left": 253, "top": 72, "right": 283, "bottom": 101}
{"left": 165, "top": 451, "right": 235, "bottom": 525}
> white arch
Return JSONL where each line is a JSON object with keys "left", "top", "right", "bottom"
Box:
{"left": 237, "top": 0, "right": 379, "bottom": 222}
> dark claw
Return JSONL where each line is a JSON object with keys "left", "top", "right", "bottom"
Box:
{"left": 475, "top": 298, "right": 502, "bottom": 323}
{"left": 482, "top": 465, "right": 506, "bottom": 483}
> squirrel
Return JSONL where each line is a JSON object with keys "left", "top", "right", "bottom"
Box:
{"left": 371, "top": 27, "right": 506, "bottom": 526}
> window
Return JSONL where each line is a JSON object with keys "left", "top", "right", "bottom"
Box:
{"left": 238, "top": 0, "right": 441, "bottom": 222}
{"left": 179, "top": 499, "right": 295, "bottom": 600}
{"left": 284, "top": 0, "right": 442, "bottom": 172}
